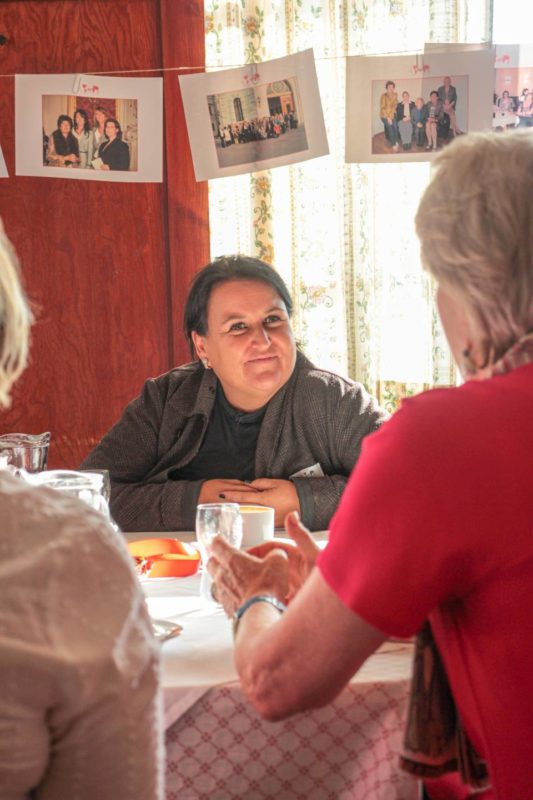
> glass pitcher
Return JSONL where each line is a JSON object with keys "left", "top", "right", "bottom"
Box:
{"left": 21, "top": 469, "right": 112, "bottom": 521}
{"left": 0, "top": 432, "right": 51, "bottom": 473}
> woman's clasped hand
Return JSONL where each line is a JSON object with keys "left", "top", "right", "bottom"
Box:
{"left": 208, "top": 510, "right": 320, "bottom": 613}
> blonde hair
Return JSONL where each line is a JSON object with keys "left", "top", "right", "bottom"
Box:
{"left": 416, "top": 130, "right": 533, "bottom": 360}
{"left": 0, "top": 226, "right": 32, "bottom": 407}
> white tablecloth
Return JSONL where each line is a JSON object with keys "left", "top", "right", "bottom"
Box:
{"left": 139, "top": 566, "right": 418, "bottom": 800}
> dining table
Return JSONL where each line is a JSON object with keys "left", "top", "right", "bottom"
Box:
{"left": 128, "top": 531, "right": 419, "bottom": 800}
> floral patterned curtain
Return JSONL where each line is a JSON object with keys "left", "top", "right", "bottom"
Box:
{"left": 204, "top": 0, "right": 491, "bottom": 412}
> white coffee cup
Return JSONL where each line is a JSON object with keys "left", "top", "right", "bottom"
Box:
{"left": 239, "top": 505, "right": 275, "bottom": 548}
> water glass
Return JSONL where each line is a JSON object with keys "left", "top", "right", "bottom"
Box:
{"left": 196, "top": 503, "right": 242, "bottom": 602}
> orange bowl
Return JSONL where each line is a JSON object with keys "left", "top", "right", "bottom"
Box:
{"left": 127, "top": 538, "right": 197, "bottom": 558}
{"left": 127, "top": 538, "right": 200, "bottom": 578}
{"left": 146, "top": 553, "right": 200, "bottom": 578}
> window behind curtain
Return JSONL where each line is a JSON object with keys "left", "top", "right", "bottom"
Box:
{"left": 204, "top": 0, "right": 491, "bottom": 413}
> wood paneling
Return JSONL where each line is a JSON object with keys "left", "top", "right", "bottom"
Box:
{"left": 0, "top": 0, "right": 209, "bottom": 467}
{"left": 160, "top": 0, "right": 210, "bottom": 366}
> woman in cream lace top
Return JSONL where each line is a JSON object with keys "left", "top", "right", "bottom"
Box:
{"left": 0, "top": 225, "right": 163, "bottom": 799}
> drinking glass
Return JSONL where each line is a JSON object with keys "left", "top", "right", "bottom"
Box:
{"left": 196, "top": 503, "right": 242, "bottom": 602}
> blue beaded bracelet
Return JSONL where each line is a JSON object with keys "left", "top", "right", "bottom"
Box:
{"left": 233, "top": 595, "right": 287, "bottom": 637}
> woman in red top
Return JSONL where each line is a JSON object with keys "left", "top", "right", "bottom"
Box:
{"left": 208, "top": 131, "right": 533, "bottom": 800}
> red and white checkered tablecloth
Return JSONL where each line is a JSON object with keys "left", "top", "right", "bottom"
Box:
{"left": 164, "top": 670, "right": 418, "bottom": 800}
{"left": 134, "top": 538, "right": 419, "bottom": 800}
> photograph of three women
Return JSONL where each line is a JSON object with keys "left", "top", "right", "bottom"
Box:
{"left": 42, "top": 94, "right": 138, "bottom": 172}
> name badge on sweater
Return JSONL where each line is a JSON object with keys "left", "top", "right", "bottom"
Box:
{"left": 290, "top": 463, "right": 324, "bottom": 479}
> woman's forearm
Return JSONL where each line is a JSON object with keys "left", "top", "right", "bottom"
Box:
{"left": 233, "top": 569, "right": 386, "bottom": 721}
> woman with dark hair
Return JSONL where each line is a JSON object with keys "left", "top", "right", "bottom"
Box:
{"left": 72, "top": 108, "right": 94, "bottom": 168}
{"left": 396, "top": 90, "right": 415, "bottom": 150}
{"left": 425, "top": 91, "right": 445, "bottom": 151}
{"left": 46, "top": 114, "right": 79, "bottom": 167}
{"left": 96, "top": 118, "right": 130, "bottom": 171}
{"left": 83, "top": 255, "right": 387, "bottom": 532}
{"left": 497, "top": 90, "right": 514, "bottom": 113}
{"left": 517, "top": 90, "right": 533, "bottom": 127}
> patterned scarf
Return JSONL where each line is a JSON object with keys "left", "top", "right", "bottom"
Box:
{"left": 400, "top": 332, "right": 533, "bottom": 790}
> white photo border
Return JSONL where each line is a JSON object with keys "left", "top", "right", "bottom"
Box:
{"left": 345, "top": 46, "right": 495, "bottom": 164}
{"left": 179, "top": 49, "right": 329, "bottom": 181}
{"left": 16, "top": 73, "right": 163, "bottom": 182}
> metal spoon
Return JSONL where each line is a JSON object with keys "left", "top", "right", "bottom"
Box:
{"left": 151, "top": 618, "right": 183, "bottom": 642}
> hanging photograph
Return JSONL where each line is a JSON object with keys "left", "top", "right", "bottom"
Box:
{"left": 16, "top": 73, "right": 163, "bottom": 182}
{"left": 493, "top": 44, "right": 533, "bottom": 131}
{"left": 345, "top": 47, "right": 494, "bottom": 163}
{"left": 179, "top": 49, "right": 329, "bottom": 181}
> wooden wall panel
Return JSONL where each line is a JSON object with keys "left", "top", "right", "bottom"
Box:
{"left": 160, "top": 0, "right": 210, "bottom": 366}
{"left": 0, "top": 0, "right": 209, "bottom": 467}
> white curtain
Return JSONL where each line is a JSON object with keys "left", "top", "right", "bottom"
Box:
{"left": 204, "top": 0, "right": 491, "bottom": 411}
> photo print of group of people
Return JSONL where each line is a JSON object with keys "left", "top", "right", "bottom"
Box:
{"left": 179, "top": 49, "right": 328, "bottom": 181}
{"left": 372, "top": 74, "right": 467, "bottom": 155}
{"left": 15, "top": 73, "right": 163, "bottom": 182}
{"left": 42, "top": 97, "right": 137, "bottom": 172}
{"left": 493, "top": 44, "right": 533, "bottom": 131}
{"left": 346, "top": 46, "right": 496, "bottom": 163}
{"left": 209, "top": 77, "right": 305, "bottom": 167}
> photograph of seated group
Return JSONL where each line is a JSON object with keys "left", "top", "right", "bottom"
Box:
{"left": 493, "top": 47, "right": 533, "bottom": 130}
{"left": 42, "top": 95, "right": 138, "bottom": 171}
{"left": 373, "top": 75, "right": 466, "bottom": 154}
{"left": 346, "top": 47, "right": 495, "bottom": 163}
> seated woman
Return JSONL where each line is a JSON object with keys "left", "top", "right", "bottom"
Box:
{"left": 493, "top": 90, "right": 518, "bottom": 131}
{"left": 82, "top": 256, "right": 387, "bottom": 532}
{"left": 396, "top": 90, "right": 415, "bottom": 150}
{"left": 208, "top": 132, "right": 533, "bottom": 800}
{"left": 425, "top": 91, "right": 445, "bottom": 151}
{"left": 497, "top": 90, "right": 515, "bottom": 113}
{"left": 0, "top": 225, "right": 162, "bottom": 797}
{"left": 96, "top": 118, "right": 130, "bottom": 171}
{"left": 46, "top": 114, "right": 80, "bottom": 167}
{"left": 412, "top": 96, "right": 428, "bottom": 147}
{"left": 517, "top": 90, "right": 533, "bottom": 127}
